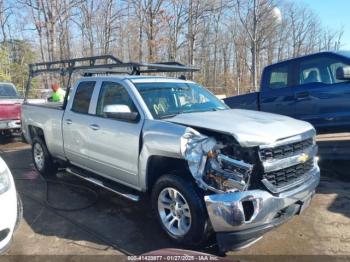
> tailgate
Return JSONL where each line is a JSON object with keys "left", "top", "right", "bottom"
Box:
{"left": 0, "top": 100, "right": 21, "bottom": 121}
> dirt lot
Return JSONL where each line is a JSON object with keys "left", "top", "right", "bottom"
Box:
{"left": 1, "top": 134, "right": 350, "bottom": 259}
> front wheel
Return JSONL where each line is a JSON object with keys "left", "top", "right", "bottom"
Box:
{"left": 151, "top": 174, "right": 211, "bottom": 246}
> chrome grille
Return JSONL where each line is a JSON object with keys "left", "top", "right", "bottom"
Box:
{"left": 263, "top": 159, "right": 314, "bottom": 187}
{"left": 259, "top": 138, "right": 313, "bottom": 161}
{"left": 259, "top": 132, "right": 317, "bottom": 193}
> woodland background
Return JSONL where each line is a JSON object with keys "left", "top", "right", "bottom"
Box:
{"left": 0, "top": 0, "right": 344, "bottom": 97}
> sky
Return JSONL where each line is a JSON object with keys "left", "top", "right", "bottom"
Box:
{"left": 298, "top": 0, "right": 350, "bottom": 49}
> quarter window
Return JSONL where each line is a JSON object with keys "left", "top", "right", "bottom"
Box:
{"left": 71, "top": 81, "right": 95, "bottom": 114}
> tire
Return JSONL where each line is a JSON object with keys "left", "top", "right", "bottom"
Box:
{"left": 14, "top": 193, "right": 23, "bottom": 230}
{"left": 151, "top": 174, "right": 211, "bottom": 246}
{"left": 32, "top": 137, "right": 57, "bottom": 176}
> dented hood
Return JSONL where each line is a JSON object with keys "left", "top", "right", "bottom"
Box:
{"left": 166, "top": 109, "right": 315, "bottom": 147}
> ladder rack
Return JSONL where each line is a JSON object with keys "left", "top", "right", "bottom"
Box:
{"left": 25, "top": 55, "right": 199, "bottom": 108}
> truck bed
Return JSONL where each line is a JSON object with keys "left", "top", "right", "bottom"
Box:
{"left": 24, "top": 101, "right": 64, "bottom": 110}
{"left": 21, "top": 103, "right": 65, "bottom": 159}
{"left": 224, "top": 92, "right": 259, "bottom": 111}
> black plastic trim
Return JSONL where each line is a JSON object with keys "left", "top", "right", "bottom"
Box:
{"left": 216, "top": 203, "right": 301, "bottom": 252}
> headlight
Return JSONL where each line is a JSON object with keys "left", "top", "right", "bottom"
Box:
{"left": 0, "top": 158, "right": 11, "bottom": 194}
{"left": 181, "top": 128, "right": 254, "bottom": 193}
{"left": 180, "top": 127, "right": 216, "bottom": 180}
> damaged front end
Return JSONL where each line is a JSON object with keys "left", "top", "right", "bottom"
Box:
{"left": 180, "top": 127, "right": 254, "bottom": 193}
{"left": 180, "top": 127, "right": 320, "bottom": 252}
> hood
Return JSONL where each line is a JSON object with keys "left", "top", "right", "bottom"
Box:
{"left": 166, "top": 109, "right": 315, "bottom": 147}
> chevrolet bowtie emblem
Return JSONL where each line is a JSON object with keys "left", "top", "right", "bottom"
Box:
{"left": 298, "top": 153, "right": 309, "bottom": 163}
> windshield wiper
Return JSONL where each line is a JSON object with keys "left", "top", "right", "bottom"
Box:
{"left": 158, "top": 112, "right": 181, "bottom": 119}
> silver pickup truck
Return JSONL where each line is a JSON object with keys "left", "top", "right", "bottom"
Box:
{"left": 22, "top": 57, "right": 320, "bottom": 252}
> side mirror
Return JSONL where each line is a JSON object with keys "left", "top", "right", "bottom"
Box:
{"left": 336, "top": 66, "right": 350, "bottom": 80}
{"left": 103, "top": 104, "right": 139, "bottom": 122}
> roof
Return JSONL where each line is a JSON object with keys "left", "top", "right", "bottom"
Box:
{"left": 265, "top": 50, "right": 350, "bottom": 69}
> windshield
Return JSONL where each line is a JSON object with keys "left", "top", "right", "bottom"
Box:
{"left": 135, "top": 82, "right": 228, "bottom": 119}
{"left": 0, "top": 84, "right": 19, "bottom": 98}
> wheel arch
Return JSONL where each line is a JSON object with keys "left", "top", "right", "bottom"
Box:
{"left": 145, "top": 155, "right": 194, "bottom": 192}
{"left": 28, "top": 125, "right": 46, "bottom": 144}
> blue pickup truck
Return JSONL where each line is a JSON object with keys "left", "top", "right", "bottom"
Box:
{"left": 224, "top": 51, "right": 350, "bottom": 133}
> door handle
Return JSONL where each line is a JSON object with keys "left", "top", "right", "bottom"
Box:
{"left": 65, "top": 119, "right": 73, "bottom": 125}
{"left": 295, "top": 91, "right": 310, "bottom": 100}
{"left": 89, "top": 124, "right": 100, "bottom": 131}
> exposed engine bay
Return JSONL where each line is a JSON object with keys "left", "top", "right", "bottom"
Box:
{"left": 181, "top": 127, "right": 256, "bottom": 193}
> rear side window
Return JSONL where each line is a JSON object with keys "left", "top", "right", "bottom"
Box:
{"left": 267, "top": 65, "right": 288, "bottom": 89}
{"left": 300, "top": 67, "right": 322, "bottom": 84}
{"left": 71, "top": 81, "right": 95, "bottom": 114}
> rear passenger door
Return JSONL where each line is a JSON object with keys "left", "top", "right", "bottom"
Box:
{"left": 63, "top": 81, "right": 96, "bottom": 169}
{"left": 293, "top": 54, "right": 350, "bottom": 131}
{"left": 86, "top": 80, "right": 144, "bottom": 187}
{"left": 260, "top": 63, "right": 295, "bottom": 117}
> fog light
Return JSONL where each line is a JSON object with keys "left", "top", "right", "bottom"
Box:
{"left": 242, "top": 200, "right": 254, "bottom": 222}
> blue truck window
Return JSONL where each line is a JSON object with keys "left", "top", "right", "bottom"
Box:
{"left": 299, "top": 56, "right": 350, "bottom": 86}
{"left": 330, "top": 62, "right": 350, "bottom": 84}
{"left": 268, "top": 65, "right": 288, "bottom": 89}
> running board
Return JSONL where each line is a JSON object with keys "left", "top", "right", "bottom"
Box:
{"left": 66, "top": 167, "right": 140, "bottom": 202}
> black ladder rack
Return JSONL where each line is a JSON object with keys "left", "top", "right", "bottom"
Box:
{"left": 28, "top": 55, "right": 199, "bottom": 76}
{"left": 25, "top": 55, "right": 199, "bottom": 107}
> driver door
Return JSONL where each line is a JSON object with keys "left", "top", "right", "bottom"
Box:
{"left": 293, "top": 54, "right": 350, "bottom": 132}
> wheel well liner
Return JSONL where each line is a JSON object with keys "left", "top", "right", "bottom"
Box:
{"left": 28, "top": 125, "right": 46, "bottom": 144}
{"left": 146, "top": 156, "right": 192, "bottom": 191}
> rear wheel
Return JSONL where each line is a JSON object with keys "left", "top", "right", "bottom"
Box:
{"left": 151, "top": 174, "right": 210, "bottom": 246}
{"left": 32, "top": 137, "right": 57, "bottom": 176}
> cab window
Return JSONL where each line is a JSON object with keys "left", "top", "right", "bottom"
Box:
{"left": 96, "top": 81, "right": 137, "bottom": 117}
{"left": 298, "top": 56, "right": 350, "bottom": 85}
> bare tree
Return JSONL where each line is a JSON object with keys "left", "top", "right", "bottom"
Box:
{"left": 0, "top": 0, "right": 11, "bottom": 42}
{"left": 163, "top": 0, "right": 186, "bottom": 60}
{"left": 235, "top": 0, "right": 281, "bottom": 91}
{"left": 5, "top": 0, "right": 343, "bottom": 95}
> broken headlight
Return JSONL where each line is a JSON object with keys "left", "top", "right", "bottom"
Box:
{"left": 181, "top": 128, "right": 253, "bottom": 193}
{"left": 205, "top": 153, "right": 253, "bottom": 192}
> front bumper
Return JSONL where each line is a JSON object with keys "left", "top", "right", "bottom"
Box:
{"left": 0, "top": 120, "right": 21, "bottom": 131}
{"left": 204, "top": 166, "right": 320, "bottom": 251}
